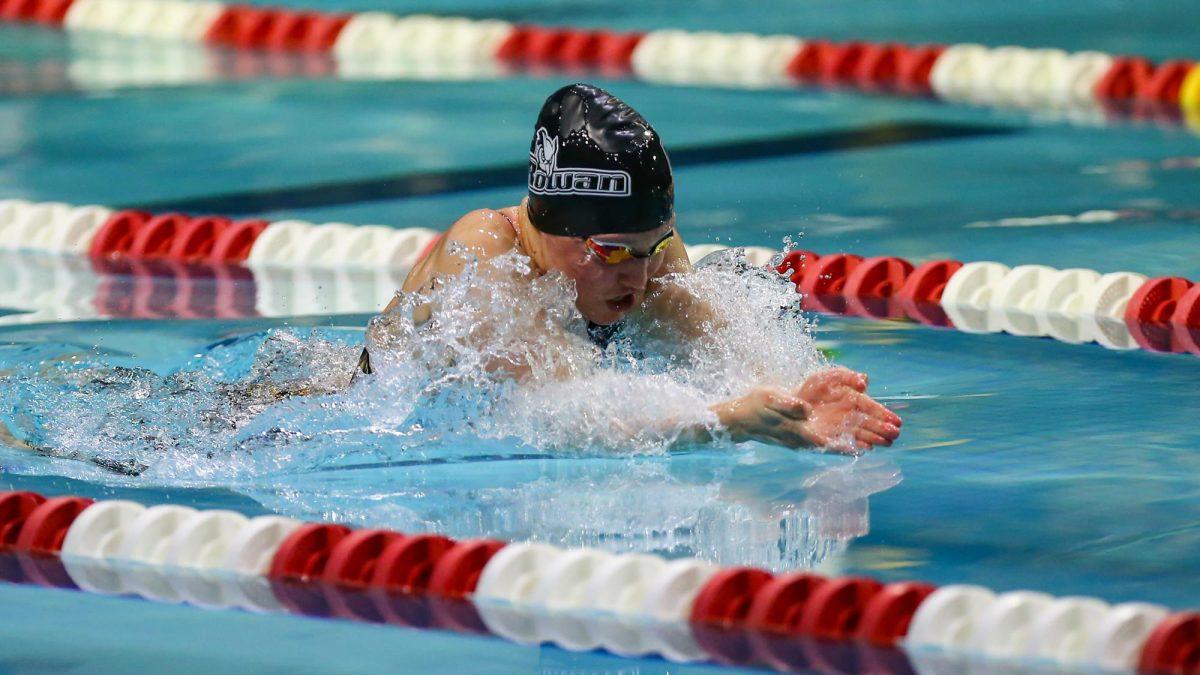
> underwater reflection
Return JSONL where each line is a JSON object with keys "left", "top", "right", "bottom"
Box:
{"left": 244, "top": 452, "right": 901, "bottom": 570}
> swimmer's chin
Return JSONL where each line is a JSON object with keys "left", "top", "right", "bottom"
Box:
{"left": 580, "top": 293, "right": 641, "bottom": 325}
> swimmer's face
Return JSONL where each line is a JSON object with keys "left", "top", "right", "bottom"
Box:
{"left": 539, "top": 222, "right": 674, "bottom": 326}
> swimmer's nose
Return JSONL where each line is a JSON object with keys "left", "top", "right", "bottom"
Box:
{"left": 618, "top": 257, "right": 653, "bottom": 290}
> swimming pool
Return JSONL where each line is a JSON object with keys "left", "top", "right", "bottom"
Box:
{"left": 2, "top": 0, "right": 1200, "bottom": 672}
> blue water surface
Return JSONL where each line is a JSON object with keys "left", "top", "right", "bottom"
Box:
{"left": 2, "top": 1, "right": 1200, "bottom": 672}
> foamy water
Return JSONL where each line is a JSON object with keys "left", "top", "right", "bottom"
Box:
{"left": 0, "top": 247, "right": 899, "bottom": 568}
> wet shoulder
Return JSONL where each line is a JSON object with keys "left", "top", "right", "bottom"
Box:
{"left": 443, "top": 208, "right": 519, "bottom": 257}
{"left": 401, "top": 207, "right": 519, "bottom": 292}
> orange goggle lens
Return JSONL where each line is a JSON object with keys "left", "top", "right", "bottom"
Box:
{"left": 586, "top": 231, "right": 674, "bottom": 265}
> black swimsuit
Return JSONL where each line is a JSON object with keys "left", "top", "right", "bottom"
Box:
{"left": 586, "top": 320, "right": 623, "bottom": 349}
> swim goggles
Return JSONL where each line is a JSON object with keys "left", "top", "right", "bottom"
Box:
{"left": 584, "top": 230, "right": 675, "bottom": 265}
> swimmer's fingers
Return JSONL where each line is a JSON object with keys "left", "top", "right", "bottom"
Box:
{"left": 817, "top": 425, "right": 885, "bottom": 454}
{"left": 777, "top": 419, "right": 821, "bottom": 449}
{"left": 859, "top": 415, "right": 900, "bottom": 444}
{"left": 853, "top": 429, "right": 888, "bottom": 451}
{"left": 821, "top": 367, "right": 868, "bottom": 393}
{"left": 852, "top": 391, "right": 902, "bottom": 427}
{"left": 766, "top": 392, "right": 812, "bottom": 421}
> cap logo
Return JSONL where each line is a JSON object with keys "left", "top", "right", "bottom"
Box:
{"left": 529, "top": 128, "right": 631, "bottom": 198}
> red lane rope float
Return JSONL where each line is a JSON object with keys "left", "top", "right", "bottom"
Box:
{"left": 6, "top": 488, "right": 1195, "bottom": 672}
{"left": 525, "top": 28, "right": 571, "bottom": 66}
{"left": 798, "top": 253, "right": 863, "bottom": 314}
{"left": 559, "top": 30, "right": 605, "bottom": 70}
{"left": 0, "top": 491, "right": 80, "bottom": 590}
{"left": 426, "top": 538, "right": 505, "bottom": 633}
{"left": 89, "top": 210, "right": 152, "bottom": 259}
{"left": 786, "top": 40, "right": 834, "bottom": 82}
{"left": 897, "top": 259, "right": 962, "bottom": 328}
{"left": 692, "top": 567, "right": 777, "bottom": 627}
{"left": 776, "top": 250, "right": 820, "bottom": 286}
{"left": 1125, "top": 276, "right": 1195, "bottom": 353}
{"left": 0, "top": 0, "right": 37, "bottom": 21}
{"left": 13, "top": 496, "right": 93, "bottom": 554}
{"left": 1138, "top": 60, "right": 1195, "bottom": 105}
{"left": 821, "top": 41, "right": 869, "bottom": 88}
{"left": 746, "top": 572, "right": 828, "bottom": 634}
{"left": 0, "top": 491, "right": 46, "bottom": 547}
{"left": 262, "top": 10, "right": 347, "bottom": 52}
{"left": 31, "top": 0, "right": 73, "bottom": 25}
{"left": 205, "top": 6, "right": 273, "bottom": 50}
{"left": 262, "top": 11, "right": 310, "bottom": 51}
{"left": 371, "top": 533, "right": 457, "bottom": 593}
{"left": 690, "top": 567, "right": 776, "bottom": 665}
{"left": 322, "top": 528, "right": 403, "bottom": 622}
{"left": 495, "top": 26, "right": 535, "bottom": 62}
{"left": 896, "top": 44, "right": 946, "bottom": 95}
{"left": 799, "top": 253, "right": 863, "bottom": 297}
{"left": 323, "top": 529, "right": 403, "bottom": 587}
{"left": 498, "top": 27, "right": 639, "bottom": 72}
{"left": 798, "top": 576, "right": 884, "bottom": 640}
{"left": 854, "top": 42, "right": 904, "bottom": 92}
{"left": 427, "top": 538, "right": 505, "bottom": 599}
{"left": 856, "top": 581, "right": 936, "bottom": 648}
{"left": 843, "top": 256, "right": 914, "bottom": 320}
{"left": 208, "top": 218, "right": 267, "bottom": 263}
{"left": 270, "top": 523, "right": 352, "bottom": 581}
{"left": 595, "top": 32, "right": 643, "bottom": 74}
{"left": 269, "top": 523, "right": 353, "bottom": 617}
{"left": 370, "top": 533, "right": 458, "bottom": 629}
{"left": 1138, "top": 612, "right": 1200, "bottom": 674}
{"left": 128, "top": 213, "right": 191, "bottom": 259}
{"left": 1095, "top": 56, "right": 1155, "bottom": 101}
{"left": 1170, "top": 284, "right": 1200, "bottom": 356}
{"left": 168, "top": 216, "right": 230, "bottom": 262}
{"left": 745, "top": 573, "right": 828, "bottom": 671}
{"left": 300, "top": 13, "right": 350, "bottom": 52}
{"left": 797, "top": 577, "right": 885, "bottom": 675}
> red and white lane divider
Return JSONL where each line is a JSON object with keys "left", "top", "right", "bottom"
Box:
{"left": 0, "top": 199, "right": 440, "bottom": 268}
{"left": 4, "top": 197, "right": 1200, "bottom": 358}
{"left": 3, "top": 0, "right": 1200, "bottom": 122}
{"left": 747, "top": 247, "right": 1200, "bottom": 357}
{"left": 1, "top": 490, "right": 1197, "bottom": 672}
{"left": 0, "top": 248, "right": 412, "bottom": 323}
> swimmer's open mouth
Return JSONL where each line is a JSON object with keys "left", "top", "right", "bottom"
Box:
{"left": 607, "top": 293, "right": 636, "bottom": 312}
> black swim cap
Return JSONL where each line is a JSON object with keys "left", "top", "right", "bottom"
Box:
{"left": 527, "top": 83, "right": 673, "bottom": 237}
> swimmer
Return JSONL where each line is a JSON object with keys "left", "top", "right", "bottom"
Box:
{"left": 361, "top": 83, "right": 902, "bottom": 452}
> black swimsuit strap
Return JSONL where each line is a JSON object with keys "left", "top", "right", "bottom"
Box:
{"left": 587, "top": 321, "right": 623, "bottom": 348}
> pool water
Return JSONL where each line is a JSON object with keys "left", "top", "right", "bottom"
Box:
{"left": 3, "top": 1, "right": 1200, "bottom": 673}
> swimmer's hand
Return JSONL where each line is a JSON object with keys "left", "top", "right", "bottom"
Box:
{"left": 711, "top": 367, "right": 902, "bottom": 452}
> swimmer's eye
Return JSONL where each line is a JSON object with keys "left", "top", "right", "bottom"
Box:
{"left": 585, "top": 230, "right": 674, "bottom": 264}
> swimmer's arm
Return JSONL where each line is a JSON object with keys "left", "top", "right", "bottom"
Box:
{"left": 364, "top": 208, "right": 521, "bottom": 374}
{"left": 369, "top": 208, "right": 581, "bottom": 381}
{"left": 648, "top": 369, "right": 902, "bottom": 453}
{"left": 638, "top": 235, "right": 726, "bottom": 340}
{"left": 381, "top": 208, "right": 520, "bottom": 319}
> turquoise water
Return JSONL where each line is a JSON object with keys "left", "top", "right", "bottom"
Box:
{"left": 3, "top": 1, "right": 1200, "bottom": 672}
